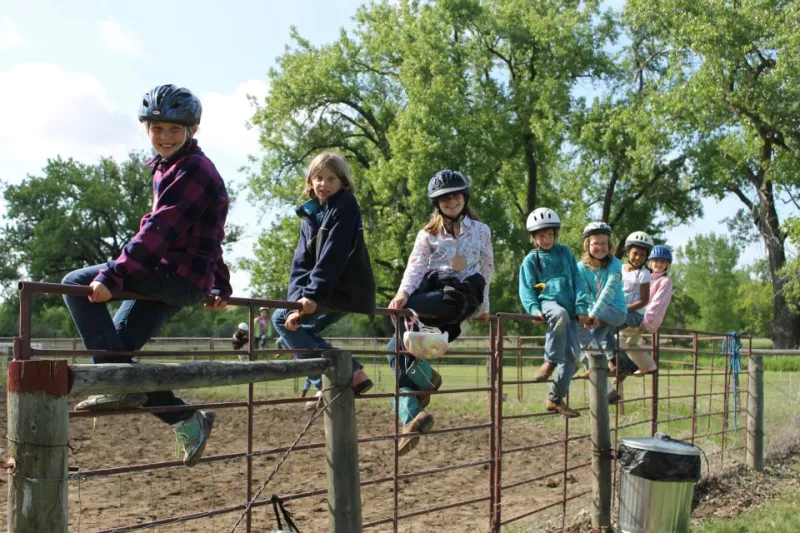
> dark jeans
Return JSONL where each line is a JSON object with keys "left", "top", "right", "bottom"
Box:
{"left": 386, "top": 290, "right": 457, "bottom": 390}
{"left": 272, "top": 308, "right": 363, "bottom": 390}
{"left": 62, "top": 264, "right": 207, "bottom": 425}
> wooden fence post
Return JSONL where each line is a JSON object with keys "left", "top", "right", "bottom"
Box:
{"left": 322, "top": 350, "right": 363, "bottom": 533}
{"left": 746, "top": 354, "right": 764, "bottom": 472}
{"left": 7, "top": 359, "right": 70, "bottom": 533}
{"left": 589, "top": 351, "right": 612, "bottom": 532}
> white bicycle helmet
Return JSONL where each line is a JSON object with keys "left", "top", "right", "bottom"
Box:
{"left": 625, "top": 231, "right": 654, "bottom": 252}
{"left": 582, "top": 221, "right": 612, "bottom": 238}
{"left": 238, "top": 322, "right": 249, "bottom": 332}
{"left": 526, "top": 208, "right": 561, "bottom": 233}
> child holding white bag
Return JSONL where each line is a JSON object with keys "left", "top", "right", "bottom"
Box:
{"left": 387, "top": 170, "right": 494, "bottom": 456}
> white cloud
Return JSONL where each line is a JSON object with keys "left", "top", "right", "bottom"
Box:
{"left": 0, "top": 64, "right": 142, "bottom": 173}
{"left": 198, "top": 80, "right": 270, "bottom": 159}
{"left": 99, "top": 18, "right": 142, "bottom": 56}
{"left": 0, "top": 16, "right": 28, "bottom": 50}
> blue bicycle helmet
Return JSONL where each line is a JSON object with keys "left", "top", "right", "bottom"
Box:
{"left": 649, "top": 245, "right": 673, "bottom": 263}
{"left": 139, "top": 84, "right": 202, "bottom": 126}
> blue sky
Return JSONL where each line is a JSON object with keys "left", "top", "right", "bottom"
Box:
{"left": 0, "top": 0, "right": 778, "bottom": 296}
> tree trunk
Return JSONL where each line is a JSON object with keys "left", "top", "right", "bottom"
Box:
{"left": 764, "top": 239, "right": 800, "bottom": 348}
{"left": 523, "top": 131, "right": 537, "bottom": 212}
{"left": 757, "top": 184, "right": 800, "bottom": 348}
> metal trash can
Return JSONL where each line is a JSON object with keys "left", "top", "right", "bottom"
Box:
{"left": 617, "top": 434, "right": 701, "bottom": 533}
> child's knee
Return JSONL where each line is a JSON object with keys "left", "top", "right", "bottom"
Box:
{"left": 61, "top": 269, "right": 85, "bottom": 285}
{"left": 272, "top": 309, "right": 289, "bottom": 328}
{"left": 549, "top": 308, "right": 569, "bottom": 331}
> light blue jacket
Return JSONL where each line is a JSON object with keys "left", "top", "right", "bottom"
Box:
{"left": 576, "top": 256, "right": 627, "bottom": 317}
{"left": 519, "top": 243, "right": 588, "bottom": 318}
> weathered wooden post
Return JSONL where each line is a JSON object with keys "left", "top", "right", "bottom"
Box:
{"left": 7, "top": 359, "right": 70, "bottom": 533}
{"left": 746, "top": 354, "right": 764, "bottom": 472}
{"left": 589, "top": 351, "right": 612, "bottom": 532}
{"left": 322, "top": 349, "right": 362, "bottom": 532}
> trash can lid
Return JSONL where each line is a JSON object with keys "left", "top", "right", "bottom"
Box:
{"left": 620, "top": 436, "right": 700, "bottom": 457}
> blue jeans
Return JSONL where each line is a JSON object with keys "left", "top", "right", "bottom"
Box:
{"left": 386, "top": 290, "right": 456, "bottom": 391}
{"left": 62, "top": 263, "right": 207, "bottom": 425}
{"left": 540, "top": 301, "right": 580, "bottom": 402}
{"left": 579, "top": 306, "right": 627, "bottom": 364}
{"left": 272, "top": 308, "right": 362, "bottom": 390}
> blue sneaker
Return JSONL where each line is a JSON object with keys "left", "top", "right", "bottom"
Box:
{"left": 173, "top": 411, "right": 215, "bottom": 467}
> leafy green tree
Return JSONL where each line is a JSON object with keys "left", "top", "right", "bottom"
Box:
{"left": 0, "top": 153, "right": 152, "bottom": 291}
{"left": 673, "top": 233, "right": 741, "bottom": 333}
{"left": 247, "top": 0, "right": 617, "bottom": 332}
{"left": 568, "top": 94, "right": 701, "bottom": 255}
{"left": 661, "top": 284, "right": 700, "bottom": 330}
{"left": 734, "top": 261, "right": 774, "bottom": 339}
{"left": 624, "top": 0, "right": 800, "bottom": 347}
{"left": 779, "top": 217, "right": 800, "bottom": 313}
{"left": 0, "top": 153, "right": 243, "bottom": 337}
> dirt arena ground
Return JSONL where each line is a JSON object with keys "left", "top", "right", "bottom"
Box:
{"left": 0, "top": 389, "right": 595, "bottom": 532}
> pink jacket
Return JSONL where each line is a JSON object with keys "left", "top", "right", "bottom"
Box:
{"left": 642, "top": 272, "right": 673, "bottom": 333}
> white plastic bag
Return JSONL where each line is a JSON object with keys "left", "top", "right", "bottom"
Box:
{"left": 401, "top": 309, "right": 449, "bottom": 359}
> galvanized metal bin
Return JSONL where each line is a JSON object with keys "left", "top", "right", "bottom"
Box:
{"left": 617, "top": 435, "right": 702, "bottom": 533}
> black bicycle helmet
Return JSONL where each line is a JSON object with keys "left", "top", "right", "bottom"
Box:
{"left": 427, "top": 170, "right": 470, "bottom": 202}
{"left": 138, "top": 84, "right": 202, "bottom": 126}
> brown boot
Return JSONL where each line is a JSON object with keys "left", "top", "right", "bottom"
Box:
{"left": 545, "top": 399, "right": 580, "bottom": 418}
{"left": 418, "top": 369, "right": 443, "bottom": 410}
{"left": 533, "top": 362, "right": 556, "bottom": 383}
{"left": 398, "top": 411, "right": 435, "bottom": 457}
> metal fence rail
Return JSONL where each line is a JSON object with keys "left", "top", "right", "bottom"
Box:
{"left": 4, "top": 281, "right": 771, "bottom": 533}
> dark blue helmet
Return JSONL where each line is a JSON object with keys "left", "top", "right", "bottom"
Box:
{"left": 427, "top": 170, "right": 470, "bottom": 202}
{"left": 649, "top": 245, "right": 673, "bottom": 263}
{"left": 139, "top": 85, "right": 202, "bottom": 126}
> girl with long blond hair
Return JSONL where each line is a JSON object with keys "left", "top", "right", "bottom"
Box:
{"left": 272, "top": 152, "right": 376, "bottom": 409}
{"left": 576, "top": 222, "right": 627, "bottom": 402}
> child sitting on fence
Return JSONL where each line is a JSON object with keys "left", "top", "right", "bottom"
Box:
{"left": 518, "top": 208, "right": 585, "bottom": 418}
{"left": 617, "top": 245, "right": 675, "bottom": 381}
{"left": 62, "top": 85, "right": 230, "bottom": 466}
{"left": 605, "top": 232, "right": 656, "bottom": 375}
{"left": 642, "top": 246, "right": 674, "bottom": 333}
{"left": 577, "top": 222, "right": 627, "bottom": 404}
{"left": 272, "top": 152, "right": 376, "bottom": 409}
{"left": 387, "top": 170, "right": 494, "bottom": 455}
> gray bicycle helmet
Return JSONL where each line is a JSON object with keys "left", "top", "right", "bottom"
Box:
{"left": 526, "top": 208, "right": 561, "bottom": 233}
{"left": 625, "top": 231, "right": 655, "bottom": 252}
{"left": 582, "top": 221, "right": 612, "bottom": 238}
